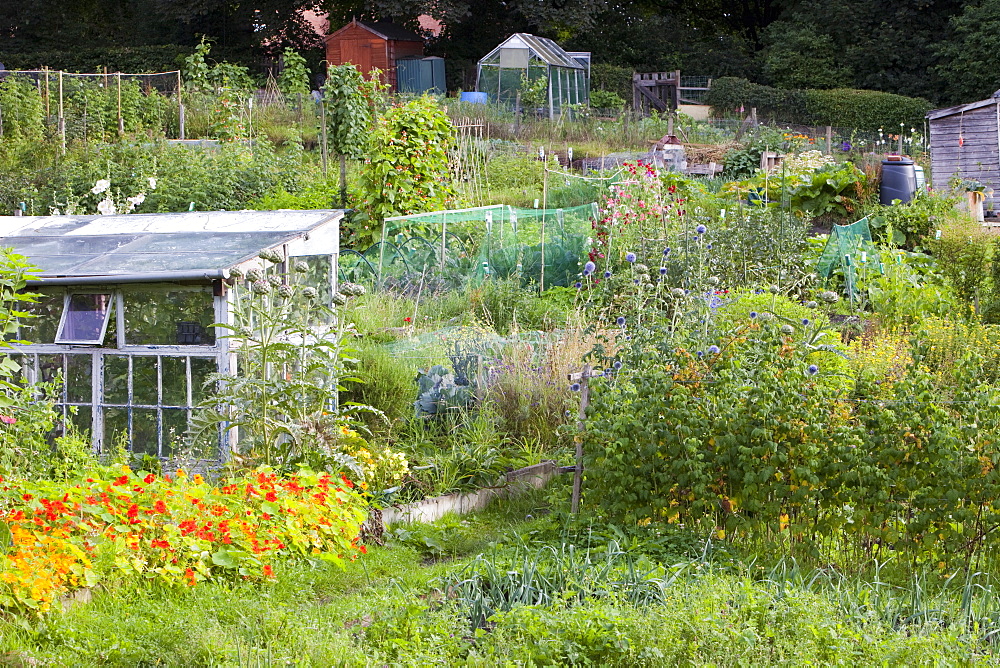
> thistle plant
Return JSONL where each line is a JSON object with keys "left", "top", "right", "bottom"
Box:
{"left": 191, "top": 255, "right": 372, "bottom": 471}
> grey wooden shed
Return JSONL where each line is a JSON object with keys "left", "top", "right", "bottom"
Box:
{"left": 927, "top": 92, "right": 1000, "bottom": 209}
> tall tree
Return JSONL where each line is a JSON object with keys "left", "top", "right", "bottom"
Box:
{"left": 935, "top": 0, "right": 1000, "bottom": 103}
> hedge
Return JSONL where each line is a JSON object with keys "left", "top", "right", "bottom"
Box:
{"left": 590, "top": 63, "right": 633, "bottom": 102}
{"left": 0, "top": 46, "right": 193, "bottom": 75}
{"left": 705, "top": 77, "right": 931, "bottom": 132}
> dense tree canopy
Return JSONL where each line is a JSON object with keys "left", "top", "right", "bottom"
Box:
{"left": 0, "top": 0, "right": 989, "bottom": 105}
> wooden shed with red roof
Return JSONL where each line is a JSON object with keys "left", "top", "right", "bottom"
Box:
{"left": 325, "top": 20, "right": 425, "bottom": 92}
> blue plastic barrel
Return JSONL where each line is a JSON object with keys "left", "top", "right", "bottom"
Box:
{"left": 460, "top": 92, "right": 487, "bottom": 104}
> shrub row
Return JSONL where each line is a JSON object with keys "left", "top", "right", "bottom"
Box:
{"left": 0, "top": 46, "right": 193, "bottom": 75}
{"left": 705, "top": 77, "right": 932, "bottom": 131}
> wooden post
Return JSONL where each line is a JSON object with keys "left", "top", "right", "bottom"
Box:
{"left": 515, "top": 91, "right": 521, "bottom": 135}
{"left": 177, "top": 71, "right": 185, "bottom": 140}
{"left": 540, "top": 159, "right": 548, "bottom": 292}
{"left": 440, "top": 212, "right": 447, "bottom": 272}
{"left": 58, "top": 71, "right": 65, "bottom": 154}
{"left": 568, "top": 364, "right": 593, "bottom": 514}
{"left": 825, "top": 126, "right": 832, "bottom": 154}
{"left": 117, "top": 72, "right": 123, "bottom": 135}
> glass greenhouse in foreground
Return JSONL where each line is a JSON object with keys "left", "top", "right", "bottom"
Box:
{"left": 0, "top": 209, "right": 343, "bottom": 459}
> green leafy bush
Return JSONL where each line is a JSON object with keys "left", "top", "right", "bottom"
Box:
{"left": 928, "top": 221, "right": 993, "bottom": 310}
{"left": 866, "top": 192, "right": 958, "bottom": 248}
{"left": 590, "top": 89, "right": 626, "bottom": 109}
{"left": 590, "top": 63, "right": 633, "bottom": 101}
{"left": 276, "top": 48, "right": 310, "bottom": 97}
{"left": 706, "top": 77, "right": 931, "bottom": 131}
{"left": 584, "top": 315, "right": 1000, "bottom": 564}
{"left": 0, "top": 76, "right": 44, "bottom": 141}
{"left": 787, "top": 162, "right": 866, "bottom": 218}
{"left": 358, "top": 96, "right": 455, "bottom": 234}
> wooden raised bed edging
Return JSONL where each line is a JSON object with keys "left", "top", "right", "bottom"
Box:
{"left": 381, "top": 460, "right": 561, "bottom": 525}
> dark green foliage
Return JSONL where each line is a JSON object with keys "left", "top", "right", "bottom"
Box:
{"left": 589, "top": 64, "right": 632, "bottom": 102}
{"left": 762, "top": 22, "right": 852, "bottom": 89}
{"left": 936, "top": 0, "right": 1000, "bottom": 103}
{"left": 707, "top": 77, "right": 931, "bottom": 131}
{"left": 804, "top": 88, "right": 932, "bottom": 131}
{"left": 707, "top": 77, "right": 808, "bottom": 121}
{"left": 0, "top": 140, "right": 306, "bottom": 215}
{"left": 0, "top": 46, "right": 192, "bottom": 74}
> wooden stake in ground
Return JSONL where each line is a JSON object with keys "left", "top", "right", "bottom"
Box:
{"left": 58, "top": 71, "right": 65, "bottom": 154}
{"left": 568, "top": 364, "right": 596, "bottom": 513}
{"left": 177, "top": 71, "right": 185, "bottom": 140}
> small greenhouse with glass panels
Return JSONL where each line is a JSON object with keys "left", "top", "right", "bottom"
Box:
{"left": 0, "top": 209, "right": 343, "bottom": 460}
{"left": 476, "top": 33, "right": 589, "bottom": 118}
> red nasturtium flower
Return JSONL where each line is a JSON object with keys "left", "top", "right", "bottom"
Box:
{"left": 262, "top": 564, "right": 274, "bottom": 579}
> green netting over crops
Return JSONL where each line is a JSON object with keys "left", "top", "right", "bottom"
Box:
{"left": 339, "top": 203, "right": 600, "bottom": 290}
{"left": 817, "top": 217, "right": 883, "bottom": 297}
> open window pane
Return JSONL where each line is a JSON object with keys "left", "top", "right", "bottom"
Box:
{"left": 56, "top": 293, "right": 113, "bottom": 344}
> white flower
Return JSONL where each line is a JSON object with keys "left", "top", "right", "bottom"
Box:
{"left": 49, "top": 207, "right": 60, "bottom": 216}
{"left": 126, "top": 193, "right": 146, "bottom": 211}
{"left": 148, "top": 177, "right": 157, "bottom": 190}
{"left": 97, "top": 197, "right": 117, "bottom": 215}
{"left": 91, "top": 179, "right": 111, "bottom": 195}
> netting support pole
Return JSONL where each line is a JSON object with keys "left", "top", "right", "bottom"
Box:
{"left": 117, "top": 73, "right": 123, "bottom": 135}
{"left": 320, "top": 99, "right": 328, "bottom": 178}
{"left": 177, "top": 71, "right": 185, "bottom": 140}
{"left": 440, "top": 212, "right": 447, "bottom": 273}
{"left": 377, "top": 222, "right": 387, "bottom": 289}
{"left": 540, "top": 164, "right": 548, "bottom": 292}
{"left": 58, "top": 71, "right": 65, "bottom": 155}
{"left": 569, "top": 364, "right": 591, "bottom": 514}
